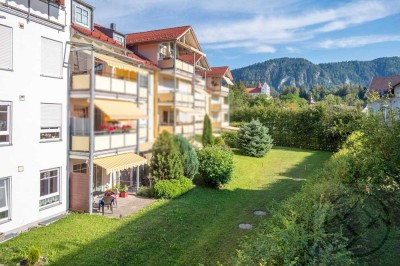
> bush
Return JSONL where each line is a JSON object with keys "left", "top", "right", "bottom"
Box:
{"left": 197, "top": 146, "right": 234, "bottom": 188}
{"left": 202, "top": 114, "right": 213, "bottom": 146}
{"left": 153, "top": 177, "right": 193, "bottom": 199}
{"left": 238, "top": 119, "right": 273, "bottom": 157}
{"left": 27, "top": 247, "right": 41, "bottom": 266}
{"left": 213, "top": 136, "right": 227, "bottom": 148}
{"left": 151, "top": 131, "right": 184, "bottom": 180}
{"left": 221, "top": 131, "right": 238, "bottom": 148}
{"left": 174, "top": 135, "right": 199, "bottom": 180}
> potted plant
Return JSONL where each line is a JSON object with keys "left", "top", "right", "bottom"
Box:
{"left": 119, "top": 185, "right": 129, "bottom": 198}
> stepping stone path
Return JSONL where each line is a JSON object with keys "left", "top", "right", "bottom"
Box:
{"left": 253, "top": 210, "right": 267, "bottom": 216}
{"left": 238, "top": 224, "right": 253, "bottom": 230}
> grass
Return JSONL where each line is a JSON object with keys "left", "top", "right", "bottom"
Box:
{"left": 0, "top": 147, "right": 331, "bottom": 266}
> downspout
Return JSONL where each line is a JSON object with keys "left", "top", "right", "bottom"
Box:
{"left": 192, "top": 53, "right": 196, "bottom": 137}
{"left": 147, "top": 73, "right": 151, "bottom": 142}
{"left": 88, "top": 48, "right": 95, "bottom": 214}
{"left": 136, "top": 73, "right": 141, "bottom": 194}
{"left": 173, "top": 41, "right": 177, "bottom": 135}
{"left": 66, "top": 46, "right": 71, "bottom": 211}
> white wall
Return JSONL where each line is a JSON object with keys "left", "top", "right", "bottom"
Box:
{"left": 0, "top": 1, "right": 70, "bottom": 234}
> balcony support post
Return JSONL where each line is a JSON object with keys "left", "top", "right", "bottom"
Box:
{"left": 136, "top": 74, "right": 140, "bottom": 155}
{"left": 88, "top": 47, "right": 95, "bottom": 214}
{"left": 173, "top": 41, "right": 177, "bottom": 135}
{"left": 192, "top": 52, "right": 196, "bottom": 137}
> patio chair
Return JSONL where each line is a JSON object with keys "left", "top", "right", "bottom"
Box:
{"left": 99, "top": 196, "right": 114, "bottom": 215}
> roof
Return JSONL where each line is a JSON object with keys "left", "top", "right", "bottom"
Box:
{"left": 72, "top": 23, "right": 126, "bottom": 49}
{"left": 368, "top": 75, "right": 400, "bottom": 93}
{"left": 53, "top": 0, "right": 65, "bottom": 6}
{"left": 179, "top": 54, "right": 202, "bottom": 65}
{"left": 126, "top": 26, "right": 191, "bottom": 45}
{"left": 246, "top": 82, "right": 262, "bottom": 94}
{"left": 198, "top": 66, "right": 233, "bottom": 80}
{"left": 72, "top": 23, "right": 158, "bottom": 70}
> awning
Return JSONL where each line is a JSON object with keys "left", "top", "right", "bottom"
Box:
{"left": 94, "top": 52, "right": 139, "bottom": 72}
{"left": 93, "top": 153, "right": 147, "bottom": 175}
{"left": 176, "top": 106, "right": 203, "bottom": 115}
{"left": 223, "top": 76, "right": 234, "bottom": 86}
{"left": 94, "top": 99, "right": 147, "bottom": 120}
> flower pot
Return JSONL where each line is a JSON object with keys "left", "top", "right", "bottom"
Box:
{"left": 119, "top": 191, "right": 128, "bottom": 198}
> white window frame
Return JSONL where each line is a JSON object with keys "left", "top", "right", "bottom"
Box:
{"left": 0, "top": 177, "right": 11, "bottom": 222}
{"left": 0, "top": 101, "right": 11, "bottom": 146}
{"left": 74, "top": 3, "right": 90, "bottom": 28}
{"left": 39, "top": 168, "right": 61, "bottom": 209}
{"left": 139, "top": 74, "right": 149, "bottom": 88}
{"left": 0, "top": 24, "right": 13, "bottom": 71}
{"left": 40, "top": 103, "right": 62, "bottom": 142}
{"left": 113, "top": 34, "right": 125, "bottom": 46}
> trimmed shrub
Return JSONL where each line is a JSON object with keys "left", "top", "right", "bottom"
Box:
{"left": 174, "top": 135, "right": 199, "bottom": 180}
{"left": 238, "top": 119, "right": 273, "bottom": 157}
{"left": 153, "top": 177, "right": 193, "bottom": 199}
{"left": 213, "top": 136, "right": 227, "bottom": 148}
{"left": 221, "top": 131, "right": 239, "bottom": 148}
{"left": 151, "top": 131, "right": 183, "bottom": 180}
{"left": 202, "top": 114, "right": 213, "bottom": 146}
{"left": 197, "top": 146, "right": 234, "bottom": 188}
{"left": 27, "top": 247, "right": 41, "bottom": 266}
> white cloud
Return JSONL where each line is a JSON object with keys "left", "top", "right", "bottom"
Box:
{"left": 317, "top": 35, "right": 400, "bottom": 49}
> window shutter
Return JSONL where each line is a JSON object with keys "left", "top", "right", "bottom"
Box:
{"left": 41, "top": 37, "right": 63, "bottom": 78}
{"left": 41, "top": 103, "right": 62, "bottom": 128}
{"left": 0, "top": 25, "right": 12, "bottom": 70}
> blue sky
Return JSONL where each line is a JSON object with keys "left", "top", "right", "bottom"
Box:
{"left": 85, "top": 0, "right": 400, "bottom": 69}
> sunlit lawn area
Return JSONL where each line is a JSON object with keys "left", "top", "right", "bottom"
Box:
{"left": 0, "top": 147, "right": 331, "bottom": 266}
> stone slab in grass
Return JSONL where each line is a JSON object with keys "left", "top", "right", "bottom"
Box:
{"left": 239, "top": 224, "right": 253, "bottom": 230}
{"left": 254, "top": 210, "right": 267, "bottom": 216}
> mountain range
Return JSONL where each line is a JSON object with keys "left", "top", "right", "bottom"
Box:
{"left": 231, "top": 57, "right": 400, "bottom": 91}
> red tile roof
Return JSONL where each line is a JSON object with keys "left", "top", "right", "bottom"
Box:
{"left": 72, "top": 23, "right": 158, "bottom": 71}
{"left": 126, "top": 26, "right": 191, "bottom": 45}
{"left": 246, "top": 82, "right": 262, "bottom": 94}
{"left": 198, "top": 66, "right": 233, "bottom": 80}
{"left": 368, "top": 75, "right": 400, "bottom": 93}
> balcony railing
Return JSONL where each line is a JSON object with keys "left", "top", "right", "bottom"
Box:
{"left": 1, "top": 0, "right": 67, "bottom": 29}
{"left": 158, "top": 58, "right": 194, "bottom": 74}
{"left": 71, "top": 132, "right": 137, "bottom": 152}
{"left": 159, "top": 91, "right": 194, "bottom": 104}
{"left": 159, "top": 123, "right": 194, "bottom": 137}
{"left": 71, "top": 74, "right": 138, "bottom": 96}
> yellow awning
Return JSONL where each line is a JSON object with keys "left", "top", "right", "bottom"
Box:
{"left": 139, "top": 142, "right": 153, "bottom": 152}
{"left": 94, "top": 153, "right": 147, "bottom": 175}
{"left": 176, "top": 106, "right": 203, "bottom": 115}
{"left": 94, "top": 99, "right": 147, "bottom": 120}
{"left": 223, "top": 76, "right": 234, "bottom": 86}
{"left": 94, "top": 52, "right": 139, "bottom": 72}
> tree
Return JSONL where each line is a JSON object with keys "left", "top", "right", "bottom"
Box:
{"left": 202, "top": 114, "right": 213, "bottom": 146}
{"left": 151, "top": 131, "right": 183, "bottom": 181}
{"left": 174, "top": 135, "right": 199, "bottom": 180}
{"left": 238, "top": 119, "right": 273, "bottom": 157}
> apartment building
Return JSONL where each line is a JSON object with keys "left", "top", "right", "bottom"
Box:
{"left": 67, "top": 0, "right": 157, "bottom": 214}
{"left": 200, "top": 67, "right": 233, "bottom": 131}
{"left": 126, "top": 26, "right": 210, "bottom": 138}
{"left": 0, "top": 0, "right": 70, "bottom": 234}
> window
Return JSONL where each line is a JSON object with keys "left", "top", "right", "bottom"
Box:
{"left": 0, "top": 24, "right": 12, "bottom": 70}
{"left": 40, "top": 103, "right": 62, "bottom": 141}
{"left": 212, "top": 112, "right": 219, "bottom": 121}
{"left": 73, "top": 163, "right": 87, "bottom": 173}
{"left": 0, "top": 177, "right": 10, "bottom": 222}
{"left": 139, "top": 74, "right": 149, "bottom": 88}
{"left": 113, "top": 34, "right": 125, "bottom": 46}
{"left": 0, "top": 101, "right": 11, "bottom": 145}
{"left": 41, "top": 37, "right": 63, "bottom": 78}
{"left": 159, "top": 42, "right": 174, "bottom": 59}
{"left": 74, "top": 3, "right": 90, "bottom": 27}
{"left": 39, "top": 168, "right": 60, "bottom": 208}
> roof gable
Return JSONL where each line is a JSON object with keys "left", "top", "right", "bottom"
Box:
{"left": 126, "top": 26, "right": 191, "bottom": 45}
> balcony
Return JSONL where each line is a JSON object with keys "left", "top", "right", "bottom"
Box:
{"left": 1, "top": 0, "right": 67, "bottom": 29}
{"left": 210, "top": 85, "right": 229, "bottom": 96}
{"left": 159, "top": 92, "right": 194, "bottom": 105}
{"left": 211, "top": 103, "right": 221, "bottom": 111}
{"left": 71, "top": 74, "right": 138, "bottom": 96}
{"left": 159, "top": 123, "right": 194, "bottom": 137}
{"left": 158, "top": 58, "right": 194, "bottom": 73}
{"left": 71, "top": 132, "right": 137, "bottom": 152}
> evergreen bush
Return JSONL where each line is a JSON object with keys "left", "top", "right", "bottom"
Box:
{"left": 197, "top": 146, "right": 234, "bottom": 188}
{"left": 151, "top": 131, "right": 183, "bottom": 180}
{"left": 238, "top": 119, "right": 273, "bottom": 157}
{"left": 27, "top": 247, "right": 41, "bottom": 266}
{"left": 221, "top": 131, "right": 239, "bottom": 148}
{"left": 174, "top": 135, "right": 199, "bottom": 180}
{"left": 153, "top": 177, "right": 193, "bottom": 199}
{"left": 202, "top": 114, "right": 213, "bottom": 146}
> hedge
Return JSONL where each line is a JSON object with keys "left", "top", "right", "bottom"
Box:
{"left": 153, "top": 177, "right": 193, "bottom": 199}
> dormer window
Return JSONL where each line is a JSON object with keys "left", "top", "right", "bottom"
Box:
{"left": 73, "top": 1, "right": 91, "bottom": 28}
{"left": 113, "top": 34, "right": 125, "bottom": 46}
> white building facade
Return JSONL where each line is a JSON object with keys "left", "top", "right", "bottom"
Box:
{"left": 0, "top": 0, "right": 70, "bottom": 235}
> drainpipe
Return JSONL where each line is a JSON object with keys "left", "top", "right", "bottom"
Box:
{"left": 173, "top": 41, "right": 177, "bottom": 135}
{"left": 136, "top": 73, "right": 140, "bottom": 193}
{"left": 192, "top": 53, "right": 196, "bottom": 137}
{"left": 147, "top": 74, "right": 151, "bottom": 142}
{"left": 88, "top": 48, "right": 95, "bottom": 214}
{"left": 66, "top": 46, "right": 71, "bottom": 211}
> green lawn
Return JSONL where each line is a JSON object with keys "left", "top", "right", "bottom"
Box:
{"left": 0, "top": 147, "right": 331, "bottom": 266}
